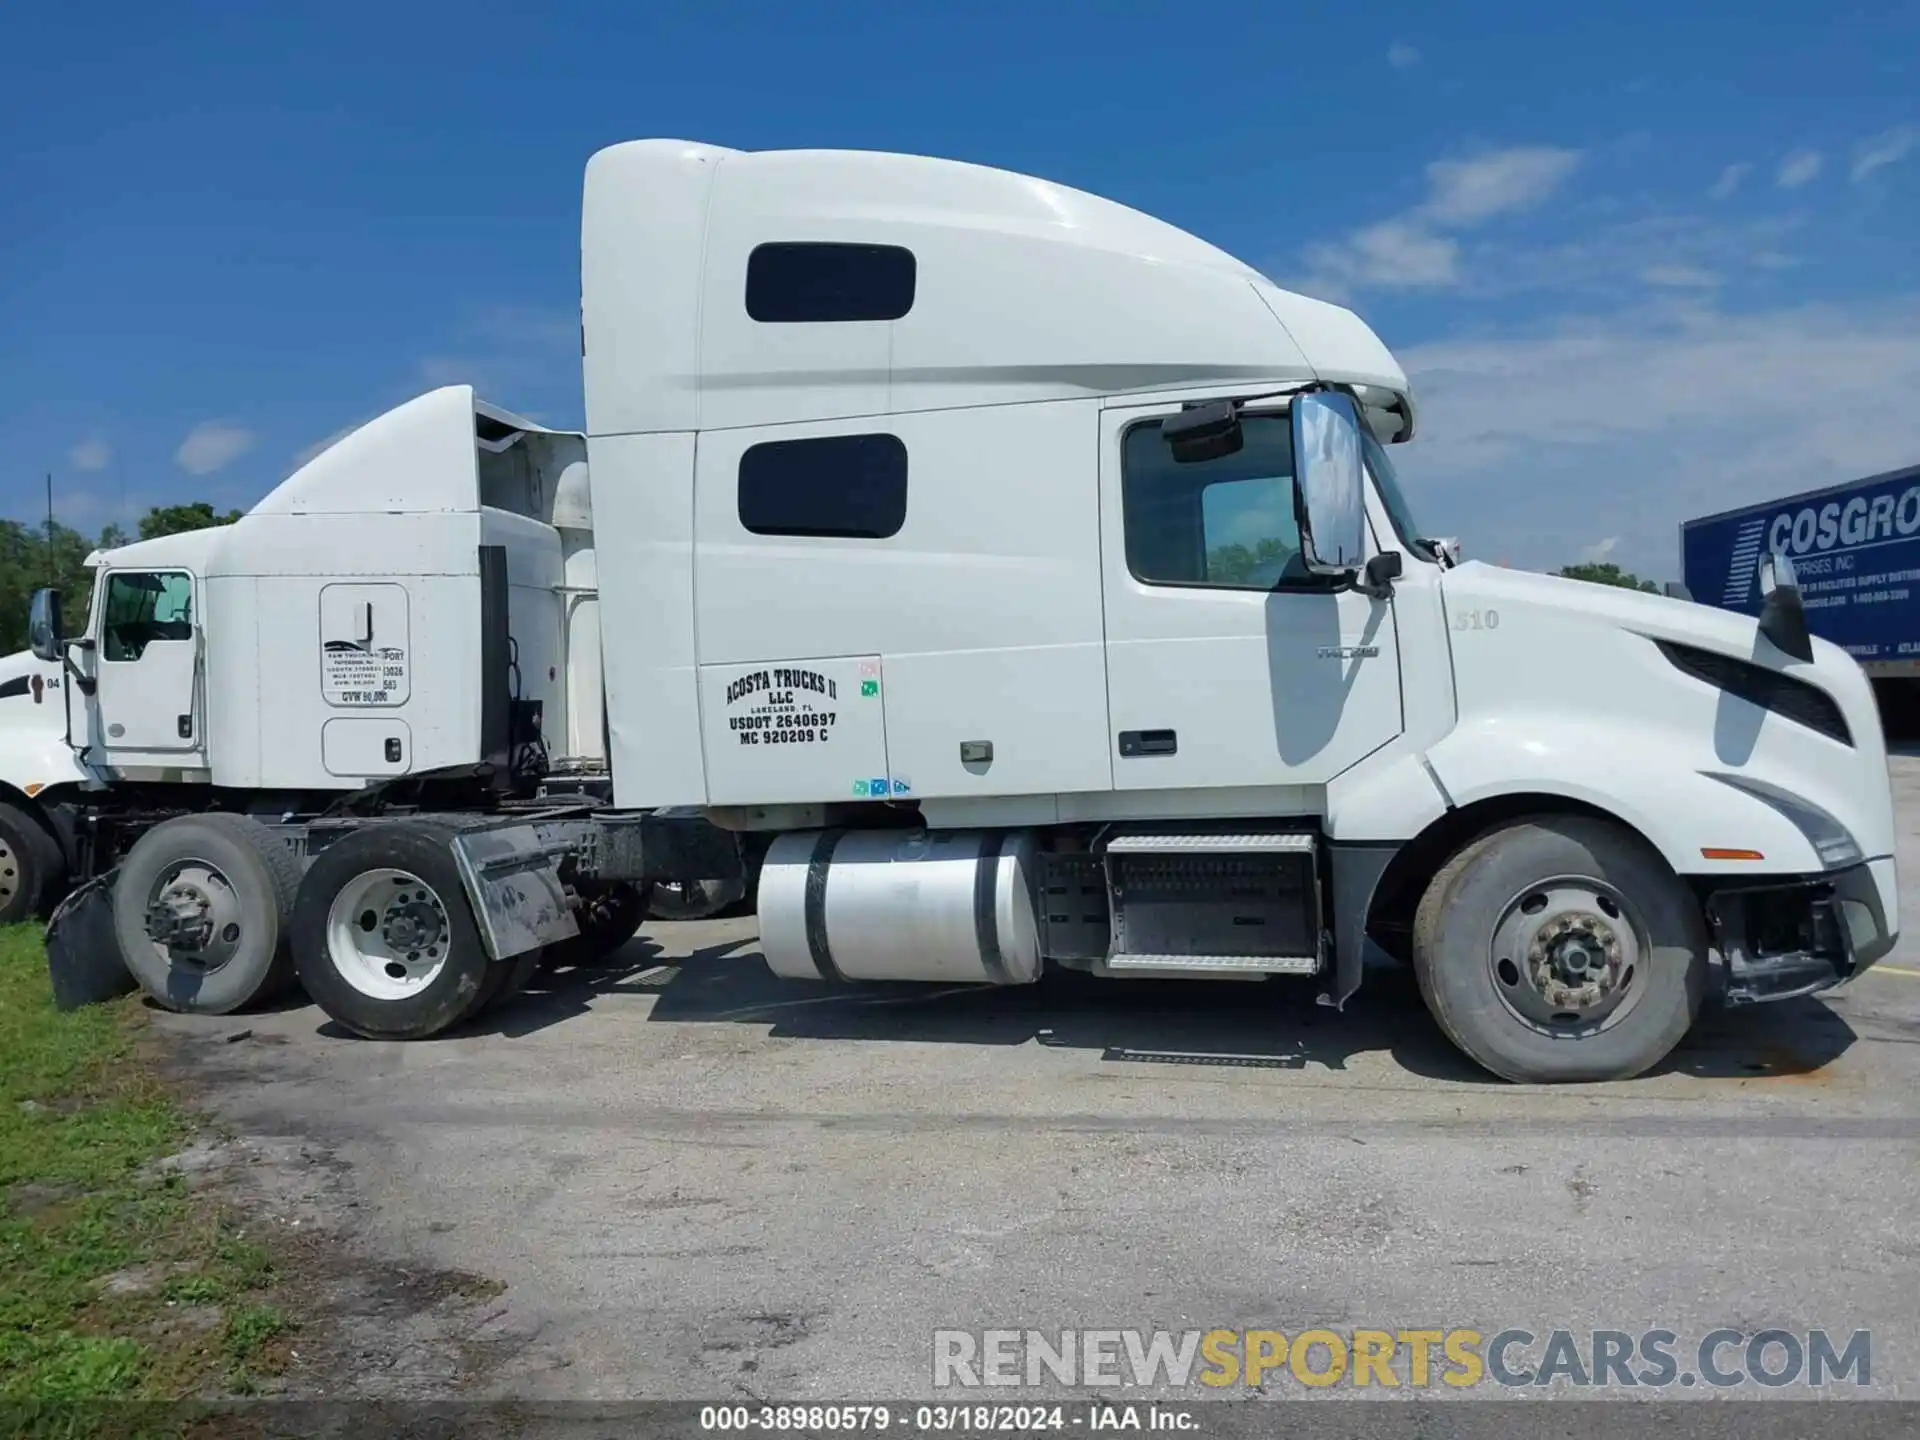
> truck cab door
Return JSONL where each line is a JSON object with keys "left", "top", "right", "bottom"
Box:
{"left": 86, "top": 569, "right": 203, "bottom": 754}
{"left": 1098, "top": 401, "right": 1403, "bottom": 792}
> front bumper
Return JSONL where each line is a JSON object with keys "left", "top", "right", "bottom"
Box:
{"left": 1703, "top": 859, "right": 1897, "bottom": 1006}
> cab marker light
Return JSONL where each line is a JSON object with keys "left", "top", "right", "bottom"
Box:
{"left": 1701, "top": 847, "right": 1765, "bottom": 861}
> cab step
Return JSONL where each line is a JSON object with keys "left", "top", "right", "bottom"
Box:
{"left": 1103, "top": 951, "right": 1318, "bottom": 975}
{"left": 1104, "top": 832, "right": 1316, "bottom": 855}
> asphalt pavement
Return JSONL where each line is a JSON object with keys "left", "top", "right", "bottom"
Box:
{"left": 157, "top": 760, "right": 1920, "bottom": 1404}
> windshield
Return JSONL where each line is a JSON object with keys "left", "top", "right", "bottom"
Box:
{"left": 1360, "top": 428, "right": 1429, "bottom": 556}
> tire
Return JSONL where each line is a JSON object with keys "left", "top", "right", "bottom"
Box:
{"left": 648, "top": 876, "right": 741, "bottom": 922}
{"left": 455, "top": 958, "right": 518, "bottom": 1023}
{"left": 548, "top": 881, "right": 653, "bottom": 967}
{"left": 0, "top": 800, "right": 65, "bottom": 925}
{"left": 113, "top": 813, "right": 302, "bottom": 1015}
{"left": 291, "top": 822, "right": 492, "bottom": 1040}
{"left": 501, "top": 945, "right": 546, "bottom": 1001}
{"left": 1411, "top": 814, "right": 1709, "bottom": 1084}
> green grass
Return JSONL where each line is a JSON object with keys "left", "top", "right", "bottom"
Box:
{"left": 0, "top": 924, "right": 295, "bottom": 1417}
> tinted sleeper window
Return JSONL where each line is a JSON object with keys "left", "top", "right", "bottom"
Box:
{"left": 738, "top": 433, "right": 908, "bottom": 539}
{"left": 746, "top": 243, "right": 916, "bottom": 322}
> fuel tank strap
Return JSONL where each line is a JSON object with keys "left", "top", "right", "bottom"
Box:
{"left": 803, "top": 829, "right": 847, "bottom": 982}
{"left": 973, "top": 830, "right": 1011, "bottom": 984}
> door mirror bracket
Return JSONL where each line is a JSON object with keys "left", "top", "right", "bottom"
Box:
{"left": 1355, "top": 551, "right": 1403, "bottom": 600}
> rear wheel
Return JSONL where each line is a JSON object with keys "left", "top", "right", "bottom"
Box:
{"left": 0, "top": 800, "right": 64, "bottom": 925}
{"left": 113, "top": 813, "right": 301, "bottom": 1014}
{"left": 292, "top": 823, "right": 495, "bottom": 1039}
{"left": 546, "top": 881, "right": 652, "bottom": 967}
{"left": 1412, "top": 814, "right": 1708, "bottom": 1083}
{"left": 647, "top": 877, "right": 741, "bottom": 922}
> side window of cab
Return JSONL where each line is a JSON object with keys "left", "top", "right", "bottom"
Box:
{"left": 99, "top": 572, "right": 194, "bottom": 663}
{"left": 1121, "top": 413, "right": 1321, "bottom": 590}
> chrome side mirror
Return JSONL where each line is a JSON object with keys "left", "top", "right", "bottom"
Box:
{"left": 28, "top": 588, "right": 63, "bottom": 664}
{"left": 1291, "top": 390, "right": 1366, "bottom": 575}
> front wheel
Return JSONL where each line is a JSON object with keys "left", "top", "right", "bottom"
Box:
{"left": 0, "top": 800, "right": 65, "bottom": 925}
{"left": 1412, "top": 815, "right": 1708, "bottom": 1083}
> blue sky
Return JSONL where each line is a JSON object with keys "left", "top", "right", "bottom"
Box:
{"left": 4, "top": 0, "right": 1918, "bottom": 578}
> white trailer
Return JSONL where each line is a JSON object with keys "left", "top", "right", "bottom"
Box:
{"left": 11, "top": 137, "right": 1900, "bottom": 1081}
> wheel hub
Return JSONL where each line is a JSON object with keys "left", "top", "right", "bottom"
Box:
{"left": 326, "top": 869, "right": 453, "bottom": 1001}
{"left": 1490, "top": 880, "right": 1646, "bottom": 1036}
{"left": 0, "top": 835, "right": 19, "bottom": 907}
{"left": 148, "top": 884, "right": 215, "bottom": 950}
{"left": 1528, "top": 912, "right": 1625, "bottom": 1012}
{"left": 380, "top": 892, "right": 445, "bottom": 955}
{"left": 141, "top": 863, "right": 245, "bottom": 971}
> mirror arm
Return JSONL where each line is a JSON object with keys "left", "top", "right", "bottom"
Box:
{"left": 1758, "top": 592, "right": 1814, "bottom": 663}
{"left": 1354, "top": 551, "right": 1403, "bottom": 600}
{"left": 60, "top": 642, "right": 97, "bottom": 695}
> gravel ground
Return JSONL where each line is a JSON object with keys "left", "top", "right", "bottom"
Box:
{"left": 153, "top": 759, "right": 1920, "bottom": 1408}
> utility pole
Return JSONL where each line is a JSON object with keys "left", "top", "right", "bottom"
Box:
{"left": 45, "top": 471, "right": 55, "bottom": 586}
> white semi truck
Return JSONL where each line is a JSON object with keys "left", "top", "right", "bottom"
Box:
{"left": 6, "top": 137, "right": 1899, "bottom": 1082}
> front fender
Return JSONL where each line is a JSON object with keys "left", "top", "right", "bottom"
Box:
{"left": 1425, "top": 715, "right": 1829, "bottom": 877}
{"left": 0, "top": 731, "right": 90, "bottom": 803}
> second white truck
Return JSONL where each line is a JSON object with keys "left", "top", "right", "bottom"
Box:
{"left": 7, "top": 136, "right": 1899, "bottom": 1082}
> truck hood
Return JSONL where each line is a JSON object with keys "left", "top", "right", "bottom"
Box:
{"left": 0, "top": 649, "right": 60, "bottom": 689}
{"left": 1441, "top": 560, "right": 1835, "bottom": 665}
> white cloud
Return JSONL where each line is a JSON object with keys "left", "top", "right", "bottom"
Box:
{"left": 1640, "top": 263, "right": 1720, "bottom": 288}
{"left": 1580, "top": 536, "right": 1620, "bottom": 563}
{"left": 68, "top": 436, "right": 112, "bottom": 472}
{"left": 174, "top": 421, "right": 255, "bottom": 476}
{"left": 1707, "top": 162, "right": 1751, "bottom": 199}
{"left": 1423, "top": 147, "right": 1582, "bottom": 225}
{"left": 1852, "top": 126, "right": 1918, "bottom": 183}
{"left": 1301, "top": 221, "right": 1460, "bottom": 295}
{"left": 1393, "top": 297, "right": 1920, "bottom": 579}
{"left": 1776, "top": 148, "right": 1823, "bottom": 189}
{"left": 1387, "top": 42, "right": 1421, "bottom": 71}
{"left": 1293, "top": 145, "right": 1579, "bottom": 298}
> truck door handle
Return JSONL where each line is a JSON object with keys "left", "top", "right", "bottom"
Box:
{"left": 1118, "top": 729, "right": 1177, "bottom": 757}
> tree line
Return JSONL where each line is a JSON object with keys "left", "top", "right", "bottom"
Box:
{"left": 0, "top": 503, "right": 240, "bottom": 655}
{"left": 1555, "top": 562, "right": 1660, "bottom": 592}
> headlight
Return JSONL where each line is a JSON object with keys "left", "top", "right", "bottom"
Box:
{"left": 1706, "top": 773, "right": 1863, "bottom": 869}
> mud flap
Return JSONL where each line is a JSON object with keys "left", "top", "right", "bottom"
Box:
{"left": 450, "top": 825, "right": 581, "bottom": 961}
{"left": 45, "top": 871, "right": 137, "bottom": 1011}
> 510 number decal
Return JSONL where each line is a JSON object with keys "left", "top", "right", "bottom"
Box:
{"left": 1452, "top": 608, "right": 1500, "bottom": 631}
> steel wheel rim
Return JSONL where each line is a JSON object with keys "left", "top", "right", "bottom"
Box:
{"left": 0, "top": 834, "right": 17, "bottom": 908}
{"left": 1488, "top": 874, "right": 1648, "bottom": 1038}
{"left": 325, "top": 868, "right": 452, "bottom": 1001}
{"left": 141, "top": 859, "right": 247, "bottom": 973}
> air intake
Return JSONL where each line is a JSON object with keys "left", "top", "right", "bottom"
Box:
{"left": 1656, "top": 641, "right": 1851, "bottom": 747}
